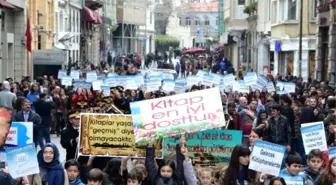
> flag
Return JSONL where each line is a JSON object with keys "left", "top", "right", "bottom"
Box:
{"left": 25, "top": 17, "right": 32, "bottom": 52}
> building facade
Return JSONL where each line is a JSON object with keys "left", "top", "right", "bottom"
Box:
{"left": 80, "top": 0, "right": 103, "bottom": 65}
{"left": 177, "top": 2, "right": 219, "bottom": 47}
{"left": 166, "top": 11, "right": 193, "bottom": 48}
{"left": 0, "top": 0, "right": 26, "bottom": 81}
{"left": 269, "top": 0, "right": 317, "bottom": 81}
{"left": 220, "top": 0, "right": 248, "bottom": 71}
{"left": 316, "top": 0, "right": 336, "bottom": 85}
{"left": 138, "top": 1, "right": 156, "bottom": 56}
{"left": 113, "top": 0, "right": 147, "bottom": 54}
{"left": 54, "top": 0, "right": 82, "bottom": 65}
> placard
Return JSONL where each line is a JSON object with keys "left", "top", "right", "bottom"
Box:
{"left": 301, "top": 122, "right": 327, "bottom": 154}
{"left": 162, "top": 80, "right": 175, "bottom": 92}
{"left": 79, "top": 113, "right": 162, "bottom": 157}
{"left": 57, "top": 70, "right": 67, "bottom": 79}
{"left": 86, "top": 71, "right": 98, "bottom": 82}
{"left": 6, "top": 122, "right": 33, "bottom": 147}
{"left": 280, "top": 174, "right": 303, "bottom": 185}
{"left": 6, "top": 144, "right": 39, "bottom": 178}
{"left": 130, "top": 88, "right": 225, "bottom": 141}
{"left": 164, "top": 129, "right": 242, "bottom": 171}
{"left": 329, "top": 147, "right": 336, "bottom": 159}
{"left": 61, "top": 76, "right": 73, "bottom": 86}
{"left": 249, "top": 140, "right": 286, "bottom": 176}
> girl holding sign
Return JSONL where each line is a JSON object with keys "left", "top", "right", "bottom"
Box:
{"left": 219, "top": 145, "right": 258, "bottom": 185}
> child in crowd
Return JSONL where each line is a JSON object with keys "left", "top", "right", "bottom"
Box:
{"left": 127, "top": 168, "right": 143, "bottom": 185}
{"left": 303, "top": 149, "right": 323, "bottom": 183}
{"left": 87, "top": 168, "right": 104, "bottom": 185}
{"left": 197, "top": 168, "right": 213, "bottom": 185}
{"left": 316, "top": 157, "right": 336, "bottom": 185}
{"left": 280, "top": 152, "right": 314, "bottom": 185}
{"left": 65, "top": 160, "right": 85, "bottom": 185}
{"left": 269, "top": 177, "right": 286, "bottom": 185}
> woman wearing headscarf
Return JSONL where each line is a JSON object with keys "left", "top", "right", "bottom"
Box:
{"left": 38, "top": 143, "right": 69, "bottom": 185}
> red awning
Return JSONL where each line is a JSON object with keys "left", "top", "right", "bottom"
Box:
{"left": 93, "top": 11, "right": 102, "bottom": 24}
{"left": 0, "top": 0, "right": 15, "bottom": 9}
{"left": 82, "top": 6, "right": 96, "bottom": 22}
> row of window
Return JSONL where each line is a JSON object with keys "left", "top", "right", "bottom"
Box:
{"left": 179, "top": 16, "right": 218, "bottom": 26}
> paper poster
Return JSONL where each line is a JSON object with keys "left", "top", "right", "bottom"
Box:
{"left": 57, "top": 70, "right": 67, "bottom": 79}
{"left": 161, "top": 72, "right": 174, "bottom": 80}
{"left": 61, "top": 76, "right": 73, "bottom": 86}
{"left": 130, "top": 88, "right": 225, "bottom": 141}
{"left": 284, "top": 82, "right": 296, "bottom": 93}
{"left": 222, "top": 74, "right": 235, "bottom": 86}
{"left": 174, "top": 82, "right": 186, "bottom": 94}
{"left": 70, "top": 70, "right": 80, "bottom": 80}
{"left": 201, "top": 75, "right": 213, "bottom": 87}
{"left": 101, "top": 85, "right": 111, "bottom": 96}
{"left": 86, "top": 71, "right": 98, "bottom": 82}
{"left": 266, "top": 82, "right": 276, "bottom": 92}
{"left": 249, "top": 140, "right": 286, "bottom": 176}
{"left": 301, "top": 122, "right": 327, "bottom": 154}
{"left": 162, "top": 80, "right": 175, "bottom": 92}
{"left": 79, "top": 113, "right": 162, "bottom": 157}
{"left": 164, "top": 129, "right": 242, "bottom": 171}
{"left": 280, "top": 174, "right": 303, "bottom": 185}
{"left": 244, "top": 72, "right": 258, "bottom": 86}
{"left": 5, "top": 122, "right": 33, "bottom": 147}
{"left": 125, "top": 78, "right": 139, "bottom": 90}
{"left": 187, "top": 76, "right": 200, "bottom": 87}
{"left": 6, "top": 144, "right": 39, "bottom": 178}
{"left": 329, "top": 147, "right": 336, "bottom": 159}
{"left": 92, "top": 80, "right": 103, "bottom": 91}
{"left": 276, "top": 82, "right": 285, "bottom": 91}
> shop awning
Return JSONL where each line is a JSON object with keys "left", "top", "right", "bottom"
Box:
{"left": 82, "top": 6, "right": 102, "bottom": 24}
{"left": 0, "top": 0, "right": 16, "bottom": 9}
{"left": 82, "top": 6, "right": 96, "bottom": 22}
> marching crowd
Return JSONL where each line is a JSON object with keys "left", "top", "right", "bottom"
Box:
{"left": 0, "top": 52, "right": 335, "bottom": 185}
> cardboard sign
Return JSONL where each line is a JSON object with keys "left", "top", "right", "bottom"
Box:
{"left": 164, "top": 129, "right": 242, "bottom": 171}
{"left": 79, "top": 113, "right": 162, "bottom": 157}
{"left": 6, "top": 122, "right": 33, "bottom": 147}
{"left": 301, "top": 122, "right": 327, "bottom": 154}
{"left": 249, "top": 140, "right": 286, "bottom": 176}
{"left": 130, "top": 88, "right": 225, "bottom": 141}
{"left": 6, "top": 144, "right": 39, "bottom": 178}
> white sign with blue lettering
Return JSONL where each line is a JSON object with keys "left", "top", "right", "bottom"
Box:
{"left": 301, "top": 122, "right": 327, "bottom": 154}
{"left": 329, "top": 147, "right": 336, "bottom": 159}
{"left": 280, "top": 174, "right": 303, "bottom": 185}
{"left": 249, "top": 140, "right": 286, "bottom": 176}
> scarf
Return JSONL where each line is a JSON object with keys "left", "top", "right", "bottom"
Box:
{"left": 37, "top": 143, "right": 65, "bottom": 185}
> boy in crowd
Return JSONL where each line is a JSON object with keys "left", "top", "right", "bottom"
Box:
{"left": 87, "top": 168, "right": 104, "bottom": 185}
{"left": 65, "top": 160, "right": 85, "bottom": 185}
{"left": 303, "top": 149, "right": 323, "bottom": 184}
{"left": 127, "top": 168, "right": 143, "bottom": 185}
{"left": 280, "top": 151, "right": 314, "bottom": 185}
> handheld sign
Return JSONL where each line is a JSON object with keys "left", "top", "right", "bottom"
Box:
{"left": 300, "top": 122, "right": 327, "bottom": 154}
{"left": 329, "top": 147, "right": 336, "bottom": 159}
{"left": 280, "top": 174, "right": 303, "bottom": 185}
{"left": 130, "top": 88, "right": 225, "bottom": 141}
{"left": 248, "top": 140, "right": 286, "bottom": 176}
{"left": 6, "top": 144, "right": 39, "bottom": 178}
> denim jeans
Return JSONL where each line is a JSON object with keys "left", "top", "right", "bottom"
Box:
{"left": 38, "top": 126, "right": 51, "bottom": 148}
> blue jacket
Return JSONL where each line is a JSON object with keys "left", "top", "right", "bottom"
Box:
{"left": 70, "top": 178, "right": 85, "bottom": 185}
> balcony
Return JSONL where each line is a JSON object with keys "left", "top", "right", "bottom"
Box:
{"left": 85, "top": 0, "right": 103, "bottom": 10}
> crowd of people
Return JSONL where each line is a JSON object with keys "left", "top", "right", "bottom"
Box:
{"left": 0, "top": 50, "right": 335, "bottom": 185}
